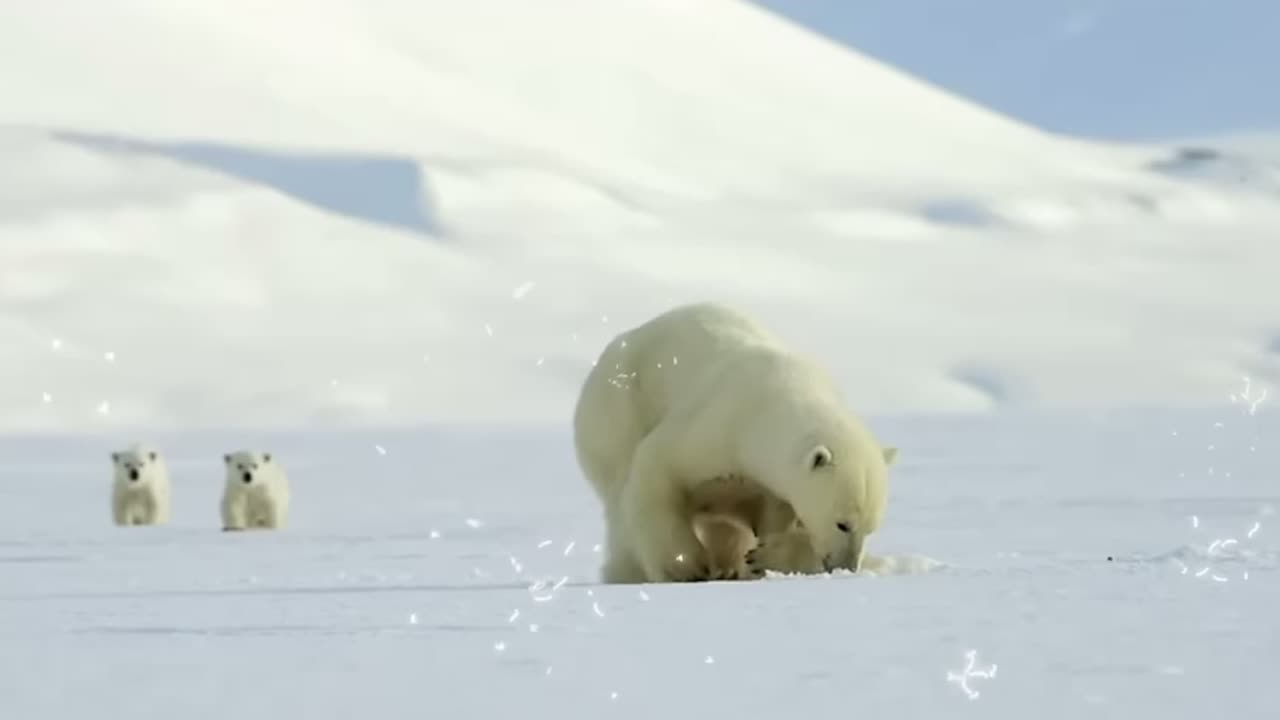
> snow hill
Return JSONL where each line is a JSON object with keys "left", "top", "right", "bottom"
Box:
{"left": 1, "top": 0, "right": 1277, "bottom": 433}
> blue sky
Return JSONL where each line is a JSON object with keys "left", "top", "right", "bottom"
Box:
{"left": 753, "top": 0, "right": 1279, "bottom": 140}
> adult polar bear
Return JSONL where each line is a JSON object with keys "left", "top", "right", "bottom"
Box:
{"left": 573, "top": 302, "right": 897, "bottom": 584}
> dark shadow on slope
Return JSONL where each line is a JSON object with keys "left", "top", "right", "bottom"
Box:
{"left": 919, "top": 198, "right": 1000, "bottom": 228}
{"left": 1147, "top": 146, "right": 1280, "bottom": 194}
{"left": 54, "top": 131, "right": 441, "bottom": 237}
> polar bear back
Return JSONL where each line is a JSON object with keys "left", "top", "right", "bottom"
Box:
{"left": 574, "top": 302, "right": 841, "bottom": 501}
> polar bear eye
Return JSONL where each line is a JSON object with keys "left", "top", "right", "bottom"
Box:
{"left": 808, "top": 445, "right": 833, "bottom": 471}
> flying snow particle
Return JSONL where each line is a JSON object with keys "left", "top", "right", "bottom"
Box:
{"left": 96, "top": 401, "right": 110, "bottom": 416}
{"left": 408, "top": 613, "right": 419, "bottom": 625}
{"left": 484, "top": 324, "right": 494, "bottom": 338}
{"left": 465, "top": 518, "right": 483, "bottom": 529}
{"left": 593, "top": 544, "right": 602, "bottom": 553}
{"left": 563, "top": 541, "right": 576, "bottom": 556}
{"left": 592, "top": 602, "right": 605, "bottom": 618}
{"left": 374, "top": 445, "right": 387, "bottom": 455}
{"left": 535, "top": 357, "right": 545, "bottom": 367}
{"left": 1191, "top": 515, "right": 1200, "bottom": 529}
{"left": 508, "top": 609, "right": 520, "bottom": 623}
{"left": 512, "top": 281, "right": 536, "bottom": 300}
{"left": 510, "top": 556, "right": 524, "bottom": 573}
{"left": 41, "top": 392, "right": 52, "bottom": 404}
{"left": 429, "top": 529, "right": 441, "bottom": 539}
{"left": 1248, "top": 522, "right": 1261, "bottom": 539}
{"left": 538, "top": 539, "right": 553, "bottom": 549}
{"left": 530, "top": 624, "right": 540, "bottom": 633}
{"left": 494, "top": 641, "right": 507, "bottom": 653}
{"left": 103, "top": 351, "right": 116, "bottom": 362}
{"left": 50, "top": 338, "right": 63, "bottom": 351}
{"left": 638, "top": 590, "right": 650, "bottom": 601}
{"left": 704, "top": 656, "right": 715, "bottom": 665}
{"left": 544, "top": 666, "right": 552, "bottom": 676}
{"left": 610, "top": 692, "right": 619, "bottom": 701}
{"left": 552, "top": 576, "right": 569, "bottom": 591}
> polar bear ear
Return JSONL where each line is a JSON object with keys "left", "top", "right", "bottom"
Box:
{"left": 882, "top": 446, "right": 898, "bottom": 466}
{"left": 263, "top": 453, "right": 272, "bottom": 464}
{"left": 807, "top": 445, "right": 833, "bottom": 471}
{"left": 148, "top": 451, "right": 157, "bottom": 462}
{"left": 110, "top": 452, "right": 119, "bottom": 464}
{"left": 223, "top": 453, "right": 232, "bottom": 465}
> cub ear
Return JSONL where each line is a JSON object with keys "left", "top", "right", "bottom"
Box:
{"left": 807, "top": 445, "right": 833, "bottom": 471}
{"left": 148, "top": 451, "right": 157, "bottom": 462}
{"left": 263, "top": 453, "right": 272, "bottom": 464}
{"left": 223, "top": 453, "right": 232, "bottom": 464}
{"left": 882, "top": 446, "right": 899, "bottom": 466}
{"left": 110, "top": 452, "right": 119, "bottom": 463}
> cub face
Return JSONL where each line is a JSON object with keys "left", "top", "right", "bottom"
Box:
{"left": 223, "top": 450, "right": 274, "bottom": 486}
{"left": 112, "top": 446, "right": 162, "bottom": 486}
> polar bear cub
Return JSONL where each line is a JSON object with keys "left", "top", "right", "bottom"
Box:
{"left": 110, "top": 443, "right": 172, "bottom": 526}
{"left": 221, "top": 450, "right": 290, "bottom": 531}
{"left": 573, "top": 301, "right": 897, "bottom": 584}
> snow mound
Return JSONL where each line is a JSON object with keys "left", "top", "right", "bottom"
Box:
{"left": 1, "top": 0, "right": 1279, "bottom": 432}
{"left": 762, "top": 553, "right": 946, "bottom": 581}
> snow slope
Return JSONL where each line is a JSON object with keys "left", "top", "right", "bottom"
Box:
{"left": 1, "top": 409, "right": 1276, "bottom": 718}
{"left": 3, "top": 0, "right": 1278, "bottom": 433}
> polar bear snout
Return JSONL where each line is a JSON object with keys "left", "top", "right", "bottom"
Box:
{"left": 242, "top": 471, "right": 254, "bottom": 484}
{"left": 128, "top": 467, "right": 141, "bottom": 482}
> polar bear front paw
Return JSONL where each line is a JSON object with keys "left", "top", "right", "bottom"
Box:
{"left": 664, "top": 550, "right": 713, "bottom": 582}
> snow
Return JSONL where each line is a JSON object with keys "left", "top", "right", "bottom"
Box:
{"left": 3, "top": 0, "right": 1280, "bottom": 431}
{"left": 2, "top": 408, "right": 1277, "bottom": 717}
{"left": 1, "top": 0, "right": 1279, "bottom": 715}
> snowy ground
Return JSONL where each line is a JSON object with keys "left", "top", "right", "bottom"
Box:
{"left": 2, "top": 404, "right": 1276, "bottom": 718}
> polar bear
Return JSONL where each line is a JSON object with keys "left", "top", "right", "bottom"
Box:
{"left": 110, "top": 443, "right": 172, "bottom": 526}
{"left": 573, "top": 301, "right": 898, "bottom": 584}
{"left": 688, "top": 473, "right": 830, "bottom": 580}
{"left": 220, "top": 450, "right": 290, "bottom": 531}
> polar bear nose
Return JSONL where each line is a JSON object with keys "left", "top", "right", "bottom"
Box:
{"left": 242, "top": 471, "right": 253, "bottom": 484}
{"left": 128, "top": 468, "right": 140, "bottom": 482}
{"left": 836, "top": 521, "right": 852, "bottom": 534}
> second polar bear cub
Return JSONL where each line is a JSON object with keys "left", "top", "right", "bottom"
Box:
{"left": 111, "top": 443, "right": 172, "bottom": 526}
{"left": 574, "top": 301, "right": 898, "bottom": 584}
{"left": 221, "top": 450, "right": 291, "bottom": 531}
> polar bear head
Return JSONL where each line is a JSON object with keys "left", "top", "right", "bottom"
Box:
{"left": 223, "top": 450, "right": 275, "bottom": 486}
{"left": 774, "top": 418, "right": 897, "bottom": 572}
{"left": 111, "top": 444, "right": 165, "bottom": 487}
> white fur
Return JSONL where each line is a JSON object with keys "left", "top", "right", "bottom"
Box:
{"left": 573, "top": 302, "right": 897, "bottom": 584}
{"left": 110, "top": 443, "right": 171, "bottom": 526}
{"left": 220, "top": 450, "right": 290, "bottom": 531}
